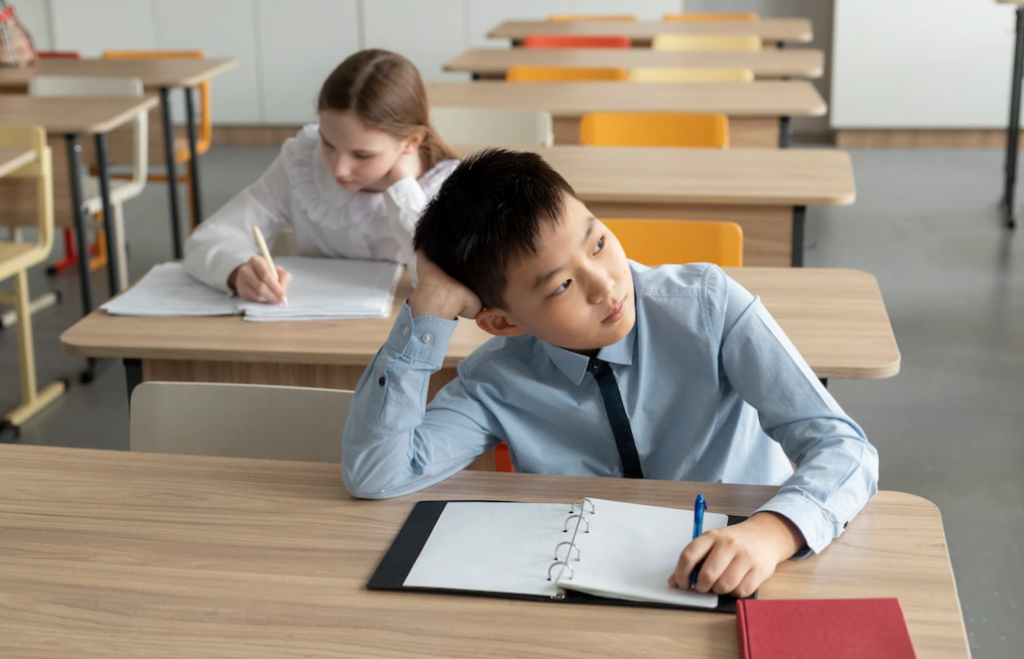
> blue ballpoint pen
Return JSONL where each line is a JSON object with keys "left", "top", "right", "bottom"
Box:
{"left": 689, "top": 494, "right": 707, "bottom": 589}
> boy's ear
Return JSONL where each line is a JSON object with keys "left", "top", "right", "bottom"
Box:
{"left": 476, "top": 307, "right": 527, "bottom": 338}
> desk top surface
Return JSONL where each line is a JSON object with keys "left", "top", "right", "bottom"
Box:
{"left": 0, "top": 94, "right": 159, "bottom": 134}
{"left": 0, "top": 444, "right": 968, "bottom": 659}
{"left": 61, "top": 267, "right": 899, "bottom": 380}
{"left": 0, "top": 57, "right": 238, "bottom": 89}
{"left": 488, "top": 18, "right": 814, "bottom": 42}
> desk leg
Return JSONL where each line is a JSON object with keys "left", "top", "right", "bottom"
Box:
{"left": 65, "top": 134, "right": 102, "bottom": 382}
{"left": 1003, "top": 7, "right": 1024, "bottom": 229}
{"left": 160, "top": 87, "right": 184, "bottom": 258}
{"left": 184, "top": 86, "right": 203, "bottom": 226}
{"left": 93, "top": 133, "right": 121, "bottom": 297}
{"left": 779, "top": 116, "right": 791, "bottom": 148}
{"left": 124, "top": 358, "right": 142, "bottom": 406}
{"left": 791, "top": 206, "right": 806, "bottom": 267}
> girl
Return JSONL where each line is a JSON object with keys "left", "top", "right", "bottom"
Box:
{"left": 184, "top": 49, "right": 459, "bottom": 303}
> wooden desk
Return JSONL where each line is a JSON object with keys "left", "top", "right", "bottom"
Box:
{"left": 429, "top": 80, "right": 825, "bottom": 147}
{"left": 60, "top": 267, "right": 900, "bottom": 408}
{"left": 489, "top": 18, "right": 814, "bottom": 47}
{"left": 0, "top": 146, "right": 36, "bottom": 178}
{"left": 445, "top": 48, "right": 825, "bottom": 80}
{"left": 0, "top": 95, "right": 159, "bottom": 384}
{"left": 0, "top": 445, "right": 969, "bottom": 659}
{"left": 454, "top": 145, "right": 853, "bottom": 266}
{"left": 0, "top": 57, "right": 239, "bottom": 259}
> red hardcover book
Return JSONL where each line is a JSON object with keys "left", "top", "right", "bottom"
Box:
{"left": 736, "top": 598, "right": 917, "bottom": 659}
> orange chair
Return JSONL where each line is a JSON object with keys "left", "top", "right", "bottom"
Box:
{"left": 102, "top": 50, "right": 212, "bottom": 229}
{"left": 579, "top": 112, "right": 729, "bottom": 148}
{"left": 506, "top": 66, "right": 627, "bottom": 82}
{"left": 547, "top": 14, "right": 636, "bottom": 21}
{"left": 601, "top": 219, "right": 743, "bottom": 267}
{"left": 663, "top": 13, "right": 759, "bottom": 21}
{"left": 522, "top": 35, "right": 631, "bottom": 49}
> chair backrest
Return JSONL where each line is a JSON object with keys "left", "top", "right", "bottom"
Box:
{"left": 506, "top": 65, "right": 628, "bottom": 82}
{"left": 580, "top": 112, "right": 729, "bottom": 148}
{"left": 102, "top": 50, "right": 212, "bottom": 154}
{"left": 523, "top": 35, "right": 631, "bottom": 49}
{"left": 663, "top": 13, "right": 759, "bottom": 21}
{"left": 430, "top": 107, "right": 554, "bottom": 147}
{"left": 29, "top": 75, "right": 149, "bottom": 187}
{"left": 0, "top": 125, "right": 54, "bottom": 255}
{"left": 602, "top": 219, "right": 743, "bottom": 267}
{"left": 36, "top": 50, "right": 81, "bottom": 59}
{"left": 547, "top": 14, "right": 637, "bottom": 21}
{"left": 130, "top": 382, "right": 352, "bottom": 463}
{"left": 628, "top": 67, "right": 754, "bottom": 83}
{"left": 652, "top": 34, "right": 763, "bottom": 51}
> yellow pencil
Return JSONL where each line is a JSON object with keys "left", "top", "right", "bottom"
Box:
{"left": 252, "top": 226, "right": 288, "bottom": 306}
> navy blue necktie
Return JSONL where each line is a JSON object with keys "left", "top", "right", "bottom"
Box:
{"left": 588, "top": 357, "right": 644, "bottom": 479}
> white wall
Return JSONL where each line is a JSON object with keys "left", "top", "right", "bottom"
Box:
{"left": 833, "top": 0, "right": 1018, "bottom": 129}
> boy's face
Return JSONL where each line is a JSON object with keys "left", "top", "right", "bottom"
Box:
{"left": 477, "top": 194, "right": 636, "bottom": 355}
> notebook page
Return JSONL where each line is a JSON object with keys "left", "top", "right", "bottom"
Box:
{"left": 101, "top": 263, "right": 239, "bottom": 317}
{"left": 238, "top": 257, "right": 401, "bottom": 321}
{"left": 557, "top": 498, "right": 728, "bottom": 608}
{"left": 403, "top": 502, "right": 588, "bottom": 597}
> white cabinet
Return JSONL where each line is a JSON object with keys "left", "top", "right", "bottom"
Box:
{"left": 153, "top": 0, "right": 262, "bottom": 124}
{"left": 256, "top": 0, "right": 360, "bottom": 124}
{"left": 362, "top": 0, "right": 469, "bottom": 82}
{"left": 12, "top": 0, "right": 54, "bottom": 51}
{"left": 50, "top": 0, "right": 155, "bottom": 56}
{"left": 467, "top": 0, "right": 576, "bottom": 48}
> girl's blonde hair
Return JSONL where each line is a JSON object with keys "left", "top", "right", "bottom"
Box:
{"left": 317, "top": 49, "right": 457, "bottom": 171}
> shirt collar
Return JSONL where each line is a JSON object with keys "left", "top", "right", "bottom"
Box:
{"left": 539, "top": 304, "right": 638, "bottom": 386}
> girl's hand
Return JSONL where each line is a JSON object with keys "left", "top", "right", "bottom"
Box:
{"left": 228, "top": 256, "right": 292, "bottom": 304}
{"left": 383, "top": 149, "right": 423, "bottom": 188}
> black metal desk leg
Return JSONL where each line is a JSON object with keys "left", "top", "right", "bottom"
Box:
{"left": 65, "top": 134, "right": 93, "bottom": 315}
{"left": 1002, "top": 6, "right": 1024, "bottom": 229}
{"left": 184, "top": 86, "right": 203, "bottom": 226}
{"left": 124, "top": 358, "right": 142, "bottom": 406}
{"left": 791, "top": 206, "right": 806, "bottom": 267}
{"left": 779, "top": 116, "right": 792, "bottom": 148}
{"left": 160, "top": 87, "right": 184, "bottom": 258}
{"left": 93, "top": 133, "right": 121, "bottom": 296}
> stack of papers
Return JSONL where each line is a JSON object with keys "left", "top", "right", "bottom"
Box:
{"left": 102, "top": 257, "right": 402, "bottom": 322}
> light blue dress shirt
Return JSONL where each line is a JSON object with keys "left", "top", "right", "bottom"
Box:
{"left": 342, "top": 262, "right": 879, "bottom": 554}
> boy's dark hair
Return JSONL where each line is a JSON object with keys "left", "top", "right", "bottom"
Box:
{"left": 414, "top": 148, "right": 577, "bottom": 308}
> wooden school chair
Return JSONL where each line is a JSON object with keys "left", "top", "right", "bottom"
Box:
{"left": 430, "top": 107, "right": 554, "bottom": 147}
{"left": 663, "top": 13, "right": 759, "bottom": 21}
{"left": 522, "top": 35, "right": 631, "bottom": 49}
{"left": 130, "top": 382, "right": 353, "bottom": 463}
{"left": 0, "top": 125, "right": 67, "bottom": 437}
{"left": 29, "top": 75, "right": 149, "bottom": 291}
{"left": 627, "top": 67, "right": 754, "bottom": 82}
{"left": 579, "top": 112, "right": 730, "bottom": 148}
{"left": 652, "top": 34, "right": 763, "bottom": 52}
{"left": 494, "top": 219, "right": 743, "bottom": 472}
{"left": 506, "top": 66, "right": 628, "bottom": 82}
{"left": 547, "top": 14, "right": 637, "bottom": 22}
{"left": 102, "top": 50, "right": 213, "bottom": 230}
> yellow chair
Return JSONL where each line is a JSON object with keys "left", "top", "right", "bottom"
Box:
{"left": 602, "top": 219, "right": 743, "bottom": 267}
{"left": 102, "top": 50, "right": 213, "bottom": 229}
{"left": 580, "top": 112, "right": 729, "bottom": 148}
{"left": 0, "top": 125, "right": 66, "bottom": 436}
{"left": 547, "top": 14, "right": 636, "bottom": 21}
{"left": 663, "top": 13, "right": 759, "bottom": 21}
{"left": 652, "top": 34, "right": 763, "bottom": 52}
{"left": 628, "top": 67, "right": 754, "bottom": 82}
{"left": 506, "top": 66, "right": 628, "bottom": 82}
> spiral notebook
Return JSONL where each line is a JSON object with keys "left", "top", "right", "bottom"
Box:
{"left": 369, "top": 498, "right": 752, "bottom": 613}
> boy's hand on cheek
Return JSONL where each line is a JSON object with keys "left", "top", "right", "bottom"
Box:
{"left": 409, "top": 253, "right": 482, "bottom": 320}
{"left": 668, "top": 512, "right": 805, "bottom": 598}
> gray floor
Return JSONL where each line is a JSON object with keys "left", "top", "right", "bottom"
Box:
{"left": 2, "top": 144, "right": 1023, "bottom": 657}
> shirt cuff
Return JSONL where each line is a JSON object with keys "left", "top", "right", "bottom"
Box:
{"left": 753, "top": 490, "right": 844, "bottom": 556}
{"left": 206, "top": 251, "right": 256, "bottom": 294}
{"left": 383, "top": 302, "right": 458, "bottom": 367}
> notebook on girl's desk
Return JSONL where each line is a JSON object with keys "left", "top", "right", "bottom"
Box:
{"left": 101, "top": 257, "right": 402, "bottom": 321}
{"left": 369, "top": 497, "right": 752, "bottom": 613}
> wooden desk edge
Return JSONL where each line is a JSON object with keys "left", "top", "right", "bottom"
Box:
{"left": 91, "top": 95, "right": 160, "bottom": 134}
{"left": 176, "top": 58, "right": 238, "bottom": 86}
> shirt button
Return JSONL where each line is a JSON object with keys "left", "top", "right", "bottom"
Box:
{"left": 401, "top": 325, "right": 410, "bottom": 336}
{"left": 378, "top": 376, "right": 386, "bottom": 387}
{"left": 422, "top": 333, "right": 433, "bottom": 343}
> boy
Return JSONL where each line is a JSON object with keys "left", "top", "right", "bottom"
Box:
{"left": 342, "top": 149, "right": 878, "bottom": 598}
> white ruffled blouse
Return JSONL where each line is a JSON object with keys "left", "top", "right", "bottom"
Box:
{"left": 183, "top": 124, "right": 459, "bottom": 292}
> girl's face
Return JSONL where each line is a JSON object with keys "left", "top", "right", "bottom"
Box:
{"left": 318, "top": 110, "right": 407, "bottom": 193}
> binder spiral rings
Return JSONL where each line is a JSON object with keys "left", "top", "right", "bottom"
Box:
{"left": 547, "top": 497, "right": 596, "bottom": 599}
